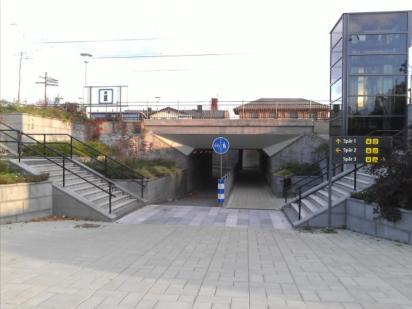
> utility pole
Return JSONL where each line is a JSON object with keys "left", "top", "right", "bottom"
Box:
{"left": 17, "top": 52, "right": 23, "bottom": 103}
{"left": 36, "top": 72, "right": 58, "bottom": 106}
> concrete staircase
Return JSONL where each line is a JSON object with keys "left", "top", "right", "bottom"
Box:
{"left": 13, "top": 158, "right": 145, "bottom": 221}
{"left": 282, "top": 168, "right": 376, "bottom": 228}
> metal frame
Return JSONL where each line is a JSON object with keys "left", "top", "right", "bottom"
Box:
{"left": 330, "top": 10, "right": 411, "bottom": 137}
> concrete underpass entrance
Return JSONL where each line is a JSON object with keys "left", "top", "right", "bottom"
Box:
{"left": 225, "top": 150, "right": 284, "bottom": 210}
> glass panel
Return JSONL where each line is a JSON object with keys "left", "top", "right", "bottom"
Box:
{"left": 349, "top": 76, "right": 407, "bottom": 96}
{"left": 349, "top": 55, "right": 407, "bottom": 75}
{"left": 348, "top": 117, "right": 405, "bottom": 135}
{"left": 349, "top": 34, "right": 407, "bottom": 54}
{"left": 331, "top": 79, "right": 342, "bottom": 102}
{"left": 331, "top": 59, "right": 342, "bottom": 83}
{"left": 331, "top": 39, "right": 343, "bottom": 65}
{"left": 348, "top": 96, "right": 407, "bottom": 116}
{"left": 331, "top": 18, "right": 343, "bottom": 47}
{"left": 348, "top": 12, "right": 407, "bottom": 34}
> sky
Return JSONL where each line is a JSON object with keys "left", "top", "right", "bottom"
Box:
{"left": 0, "top": 0, "right": 411, "bottom": 108}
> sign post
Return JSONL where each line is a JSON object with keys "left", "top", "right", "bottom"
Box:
{"left": 327, "top": 135, "right": 392, "bottom": 229}
{"left": 212, "top": 137, "right": 230, "bottom": 205}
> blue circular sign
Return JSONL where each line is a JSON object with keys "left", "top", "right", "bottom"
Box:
{"left": 212, "top": 137, "right": 230, "bottom": 155}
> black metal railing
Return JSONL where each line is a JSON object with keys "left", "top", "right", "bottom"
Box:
{"left": 294, "top": 163, "right": 365, "bottom": 220}
{"left": 0, "top": 127, "right": 120, "bottom": 213}
{"left": 0, "top": 119, "right": 147, "bottom": 198}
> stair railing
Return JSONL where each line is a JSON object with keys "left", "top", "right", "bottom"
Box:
{"left": 0, "top": 127, "right": 121, "bottom": 214}
{"left": 0, "top": 119, "right": 147, "bottom": 198}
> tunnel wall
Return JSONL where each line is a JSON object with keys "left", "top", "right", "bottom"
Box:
{"left": 212, "top": 150, "right": 239, "bottom": 178}
{"left": 265, "top": 134, "right": 327, "bottom": 182}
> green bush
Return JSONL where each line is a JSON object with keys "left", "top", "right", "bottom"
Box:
{"left": 351, "top": 151, "right": 412, "bottom": 222}
{"left": 85, "top": 157, "right": 179, "bottom": 179}
{"left": 277, "top": 161, "right": 320, "bottom": 176}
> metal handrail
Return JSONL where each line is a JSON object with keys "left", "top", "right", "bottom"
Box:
{"left": 0, "top": 118, "right": 147, "bottom": 196}
{"left": 20, "top": 131, "right": 148, "bottom": 197}
{"left": 0, "top": 128, "right": 119, "bottom": 213}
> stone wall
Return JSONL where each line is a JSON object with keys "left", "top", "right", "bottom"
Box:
{"left": 268, "top": 134, "right": 326, "bottom": 174}
{"left": 0, "top": 181, "right": 52, "bottom": 224}
{"left": 346, "top": 198, "right": 412, "bottom": 245}
{"left": 114, "top": 170, "right": 188, "bottom": 204}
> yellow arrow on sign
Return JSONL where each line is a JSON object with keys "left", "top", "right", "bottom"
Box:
{"left": 335, "top": 138, "right": 341, "bottom": 145}
{"left": 335, "top": 148, "right": 341, "bottom": 154}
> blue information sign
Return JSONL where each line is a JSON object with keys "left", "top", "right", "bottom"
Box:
{"left": 212, "top": 137, "right": 230, "bottom": 155}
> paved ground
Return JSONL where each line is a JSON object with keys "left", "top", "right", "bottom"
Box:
{"left": 118, "top": 205, "right": 291, "bottom": 229}
{"left": 2, "top": 219, "right": 412, "bottom": 309}
{"left": 226, "top": 169, "right": 284, "bottom": 210}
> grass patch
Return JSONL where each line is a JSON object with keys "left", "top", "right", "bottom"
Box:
{"left": 0, "top": 101, "right": 88, "bottom": 122}
{"left": 22, "top": 140, "right": 114, "bottom": 157}
{"left": 0, "top": 160, "right": 48, "bottom": 184}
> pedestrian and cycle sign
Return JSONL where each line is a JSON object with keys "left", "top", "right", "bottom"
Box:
{"left": 332, "top": 136, "right": 391, "bottom": 164}
{"left": 212, "top": 137, "right": 230, "bottom": 155}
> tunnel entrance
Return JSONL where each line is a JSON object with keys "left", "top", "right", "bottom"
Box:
{"left": 162, "top": 148, "right": 284, "bottom": 209}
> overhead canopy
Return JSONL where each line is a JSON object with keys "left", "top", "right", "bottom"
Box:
{"left": 155, "top": 133, "right": 303, "bottom": 156}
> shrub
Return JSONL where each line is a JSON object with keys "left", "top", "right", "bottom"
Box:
{"left": 352, "top": 151, "right": 412, "bottom": 222}
{"left": 85, "top": 157, "right": 179, "bottom": 179}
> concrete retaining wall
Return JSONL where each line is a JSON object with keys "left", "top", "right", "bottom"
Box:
{"left": 346, "top": 198, "right": 412, "bottom": 245}
{"left": 268, "top": 134, "right": 326, "bottom": 174}
{"left": 0, "top": 113, "right": 85, "bottom": 153}
{"left": 271, "top": 175, "right": 323, "bottom": 197}
{"left": 114, "top": 170, "right": 188, "bottom": 204}
{"left": 0, "top": 181, "right": 52, "bottom": 224}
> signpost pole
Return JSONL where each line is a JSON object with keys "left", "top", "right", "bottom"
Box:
{"left": 328, "top": 138, "right": 333, "bottom": 229}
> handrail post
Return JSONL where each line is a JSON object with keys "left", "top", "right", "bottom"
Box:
{"left": 43, "top": 134, "right": 46, "bottom": 156}
{"left": 298, "top": 188, "right": 302, "bottom": 220}
{"left": 17, "top": 130, "right": 22, "bottom": 162}
{"left": 326, "top": 158, "right": 329, "bottom": 180}
{"left": 104, "top": 155, "right": 108, "bottom": 177}
{"left": 141, "top": 177, "right": 144, "bottom": 198}
{"left": 109, "top": 183, "right": 112, "bottom": 214}
{"left": 70, "top": 136, "right": 73, "bottom": 159}
{"left": 62, "top": 156, "right": 65, "bottom": 187}
{"left": 354, "top": 164, "right": 357, "bottom": 192}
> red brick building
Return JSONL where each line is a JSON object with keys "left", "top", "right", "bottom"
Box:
{"left": 233, "top": 98, "right": 329, "bottom": 119}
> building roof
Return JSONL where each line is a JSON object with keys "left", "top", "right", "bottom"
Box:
{"left": 150, "top": 107, "right": 228, "bottom": 119}
{"left": 233, "top": 98, "right": 329, "bottom": 114}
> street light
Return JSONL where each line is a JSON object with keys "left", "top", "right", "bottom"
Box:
{"left": 80, "top": 53, "right": 93, "bottom": 86}
{"left": 80, "top": 53, "right": 93, "bottom": 115}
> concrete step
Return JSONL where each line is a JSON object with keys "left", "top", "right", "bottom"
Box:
{"left": 95, "top": 193, "right": 129, "bottom": 206}
{"left": 301, "top": 198, "right": 319, "bottom": 213}
{"left": 290, "top": 202, "right": 310, "bottom": 219}
{"left": 306, "top": 194, "right": 328, "bottom": 209}
{"left": 316, "top": 189, "right": 339, "bottom": 202}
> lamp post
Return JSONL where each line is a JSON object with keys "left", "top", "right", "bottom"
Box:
{"left": 80, "top": 53, "right": 93, "bottom": 115}
{"left": 80, "top": 53, "right": 93, "bottom": 86}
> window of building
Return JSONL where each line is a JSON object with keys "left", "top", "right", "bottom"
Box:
{"left": 271, "top": 112, "right": 277, "bottom": 119}
{"left": 348, "top": 116, "right": 405, "bottom": 135}
{"left": 289, "top": 112, "right": 298, "bottom": 119}
{"left": 349, "top": 34, "right": 407, "bottom": 55}
{"left": 348, "top": 96, "right": 407, "bottom": 116}
{"left": 250, "top": 112, "right": 258, "bottom": 118}
{"left": 349, "top": 55, "right": 407, "bottom": 75}
{"left": 331, "top": 79, "right": 342, "bottom": 101}
{"left": 349, "top": 76, "right": 407, "bottom": 97}
{"left": 348, "top": 12, "right": 407, "bottom": 34}
{"left": 331, "top": 59, "right": 343, "bottom": 83}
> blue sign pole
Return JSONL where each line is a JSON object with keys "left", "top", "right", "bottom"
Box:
{"left": 212, "top": 137, "right": 230, "bottom": 205}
